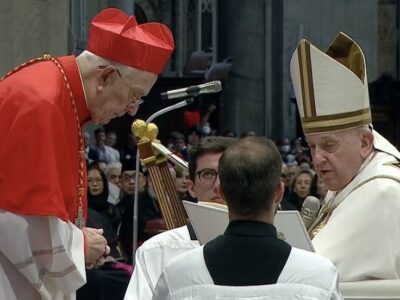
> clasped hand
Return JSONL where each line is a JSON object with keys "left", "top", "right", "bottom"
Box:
{"left": 82, "top": 227, "right": 110, "bottom": 269}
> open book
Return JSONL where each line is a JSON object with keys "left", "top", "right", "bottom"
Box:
{"left": 183, "top": 201, "right": 314, "bottom": 252}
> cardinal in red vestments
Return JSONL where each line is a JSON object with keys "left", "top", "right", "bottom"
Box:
{"left": 0, "top": 8, "right": 174, "bottom": 300}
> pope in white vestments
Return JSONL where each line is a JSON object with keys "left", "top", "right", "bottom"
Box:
{"left": 290, "top": 32, "right": 400, "bottom": 282}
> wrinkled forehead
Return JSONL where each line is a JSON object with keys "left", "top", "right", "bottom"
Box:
{"left": 305, "top": 130, "right": 348, "bottom": 144}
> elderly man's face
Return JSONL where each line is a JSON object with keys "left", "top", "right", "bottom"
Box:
{"left": 107, "top": 167, "right": 121, "bottom": 187}
{"left": 306, "top": 129, "right": 366, "bottom": 192}
{"left": 187, "top": 152, "right": 224, "bottom": 204}
{"left": 90, "top": 67, "right": 158, "bottom": 124}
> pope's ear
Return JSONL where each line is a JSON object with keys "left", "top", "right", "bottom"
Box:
{"left": 360, "top": 129, "right": 373, "bottom": 159}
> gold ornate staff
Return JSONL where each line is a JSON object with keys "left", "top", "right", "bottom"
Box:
{"left": 132, "top": 120, "right": 187, "bottom": 230}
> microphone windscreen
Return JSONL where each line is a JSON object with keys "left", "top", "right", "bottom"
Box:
{"left": 300, "top": 196, "right": 321, "bottom": 230}
{"left": 197, "top": 80, "right": 222, "bottom": 94}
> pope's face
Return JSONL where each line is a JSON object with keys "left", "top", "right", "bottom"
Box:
{"left": 306, "top": 129, "right": 365, "bottom": 192}
{"left": 89, "top": 66, "right": 158, "bottom": 124}
{"left": 187, "top": 152, "right": 224, "bottom": 204}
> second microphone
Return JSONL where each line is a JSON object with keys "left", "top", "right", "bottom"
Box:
{"left": 161, "top": 81, "right": 222, "bottom": 100}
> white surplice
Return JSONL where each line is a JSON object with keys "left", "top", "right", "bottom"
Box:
{"left": 124, "top": 225, "right": 199, "bottom": 300}
{"left": 313, "top": 130, "right": 400, "bottom": 281}
{"left": 0, "top": 211, "right": 86, "bottom": 300}
{"left": 152, "top": 246, "right": 342, "bottom": 300}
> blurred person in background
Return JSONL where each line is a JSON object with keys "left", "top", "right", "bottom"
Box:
{"left": 105, "top": 131, "right": 119, "bottom": 149}
{"left": 105, "top": 162, "right": 122, "bottom": 187}
{"left": 281, "top": 169, "right": 314, "bottom": 211}
{"left": 84, "top": 131, "right": 100, "bottom": 164}
{"left": 173, "top": 165, "right": 190, "bottom": 201}
{"left": 94, "top": 128, "right": 121, "bottom": 164}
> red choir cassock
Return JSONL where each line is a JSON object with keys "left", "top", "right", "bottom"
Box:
{"left": 0, "top": 56, "right": 90, "bottom": 223}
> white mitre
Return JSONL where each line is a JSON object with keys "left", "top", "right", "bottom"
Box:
{"left": 290, "top": 32, "right": 400, "bottom": 160}
{"left": 290, "top": 32, "right": 371, "bottom": 134}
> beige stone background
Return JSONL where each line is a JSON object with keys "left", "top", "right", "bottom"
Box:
{"left": 0, "top": 0, "right": 68, "bottom": 75}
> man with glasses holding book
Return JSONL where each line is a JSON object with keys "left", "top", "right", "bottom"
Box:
{"left": 124, "top": 137, "right": 236, "bottom": 300}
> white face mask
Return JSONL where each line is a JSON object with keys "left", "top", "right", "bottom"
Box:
{"left": 202, "top": 125, "right": 211, "bottom": 136}
{"left": 286, "top": 154, "right": 296, "bottom": 163}
{"left": 281, "top": 145, "right": 290, "bottom": 153}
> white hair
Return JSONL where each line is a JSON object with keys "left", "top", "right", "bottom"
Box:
{"left": 355, "top": 124, "right": 372, "bottom": 134}
{"left": 78, "top": 50, "right": 138, "bottom": 78}
{"left": 104, "top": 162, "right": 122, "bottom": 176}
{"left": 342, "top": 124, "right": 372, "bottom": 139}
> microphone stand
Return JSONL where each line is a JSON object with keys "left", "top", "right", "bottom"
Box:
{"left": 132, "top": 98, "right": 194, "bottom": 264}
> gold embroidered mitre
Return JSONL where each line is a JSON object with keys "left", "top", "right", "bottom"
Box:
{"left": 290, "top": 32, "right": 371, "bottom": 134}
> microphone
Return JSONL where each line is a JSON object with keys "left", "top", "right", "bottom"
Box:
{"left": 300, "top": 196, "right": 321, "bottom": 230}
{"left": 161, "top": 81, "right": 222, "bottom": 100}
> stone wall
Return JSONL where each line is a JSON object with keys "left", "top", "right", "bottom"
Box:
{"left": 282, "top": 0, "right": 379, "bottom": 137}
{"left": 0, "top": 0, "right": 69, "bottom": 75}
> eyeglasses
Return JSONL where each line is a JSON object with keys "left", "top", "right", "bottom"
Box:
{"left": 98, "top": 65, "right": 144, "bottom": 112}
{"left": 120, "top": 173, "right": 143, "bottom": 182}
{"left": 114, "top": 68, "right": 144, "bottom": 107}
{"left": 121, "top": 174, "right": 135, "bottom": 182}
{"left": 196, "top": 168, "right": 218, "bottom": 185}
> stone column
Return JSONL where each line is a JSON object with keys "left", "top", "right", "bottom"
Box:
{"left": 218, "top": 0, "right": 283, "bottom": 138}
{"left": 107, "top": 0, "right": 134, "bottom": 14}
